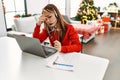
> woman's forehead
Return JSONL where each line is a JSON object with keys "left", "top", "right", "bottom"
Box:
{"left": 42, "top": 10, "right": 53, "bottom": 16}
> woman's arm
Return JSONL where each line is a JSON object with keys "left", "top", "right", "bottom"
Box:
{"left": 33, "top": 24, "right": 48, "bottom": 43}
{"left": 33, "top": 15, "right": 48, "bottom": 43}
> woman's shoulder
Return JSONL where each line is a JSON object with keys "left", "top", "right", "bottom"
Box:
{"left": 67, "top": 24, "right": 72, "bottom": 26}
{"left": 67, "top": 24, "right": 75, "bottom": 30}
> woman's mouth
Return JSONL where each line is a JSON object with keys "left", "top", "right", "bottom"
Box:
{"left": 48, "top": 20, "right": 57, "bottom": 26}
{"left": 49, "top": 23, "right": 53, "bottom": 25}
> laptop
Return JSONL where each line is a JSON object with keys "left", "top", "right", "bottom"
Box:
{"left": 13, "top": 34, "right": 57, "bottom": 58}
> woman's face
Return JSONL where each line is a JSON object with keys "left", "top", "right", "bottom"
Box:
{"left": 43, "top": 10, "right": 57, "bottom": 28}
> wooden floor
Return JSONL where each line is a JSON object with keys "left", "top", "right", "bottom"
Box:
{"left": 82, "top": 28, "right": 120, "bottom": 80}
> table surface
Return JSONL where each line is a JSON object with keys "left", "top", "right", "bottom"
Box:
{"left": 0, "top": 36, "right": 109, "bottom": 80}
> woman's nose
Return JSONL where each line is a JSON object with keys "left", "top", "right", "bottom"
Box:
{"left": 46, "top": 18, "right": 50, "bottom": 22}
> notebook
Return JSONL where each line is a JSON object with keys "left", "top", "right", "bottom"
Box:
{"left": 13, "top": 34, "right": 57, "bottom": 58}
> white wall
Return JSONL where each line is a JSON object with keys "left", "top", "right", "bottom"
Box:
{"left": 70, "top": 0, "right": 82, "bottom": 17}
{"left": 26, "top": 0, "right": 49, "bottom": 14}
{"left": 49, "top": 0, "right": 65, "bottom": 15}
{"left": 0, "top": 0, "right": 7, "bottom": 37}
{"left": 94, "top": 0, "right": 120, "bottom": 10}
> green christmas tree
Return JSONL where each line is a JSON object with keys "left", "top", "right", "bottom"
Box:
{"left": 75, "top": 0, "right": 98, "bottom": 24}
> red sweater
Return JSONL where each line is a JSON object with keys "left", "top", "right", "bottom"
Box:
{"left": 33, "top": 24, "right": 82, "bottom": 53}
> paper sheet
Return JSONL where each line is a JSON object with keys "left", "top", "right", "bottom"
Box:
{"left": 46, "top": 52, "right": 81, "bottom": 72}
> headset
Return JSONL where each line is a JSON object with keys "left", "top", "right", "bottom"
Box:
{"left": 53, "top": 8, "right": 58, "bottom": 18}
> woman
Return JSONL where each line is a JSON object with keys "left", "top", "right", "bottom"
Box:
{"left": 33, "top": 4, "right": 82, "bottom": 53}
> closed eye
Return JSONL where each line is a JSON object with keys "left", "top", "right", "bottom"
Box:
{"left": 48, "top": 16, "right": 52, "bottom": 19}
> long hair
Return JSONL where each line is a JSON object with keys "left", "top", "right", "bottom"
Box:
{"left": 42, "top": 4, "right": 68, "bottom": 41}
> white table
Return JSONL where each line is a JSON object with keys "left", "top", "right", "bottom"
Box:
{"left": 0, "top": 37, "right": 109, "bottom": 80}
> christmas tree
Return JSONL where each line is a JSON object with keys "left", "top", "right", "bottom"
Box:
{"left": 74, "top": 0, "right": 98, "bottom": 24}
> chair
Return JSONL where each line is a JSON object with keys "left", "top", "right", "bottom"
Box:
{"left": 62, "top": 15, "right": 71, "bottom": 23}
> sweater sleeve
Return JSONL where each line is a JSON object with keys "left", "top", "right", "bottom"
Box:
{"left": 61, "top": 25, "right": 82, "bottom": 53}
{"left": 32, "top": 24, "right": 48, "bottom": 43}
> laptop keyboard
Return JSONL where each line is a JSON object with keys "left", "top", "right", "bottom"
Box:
{"left": 42, "top": 46, "right": 57, "bottom": 55}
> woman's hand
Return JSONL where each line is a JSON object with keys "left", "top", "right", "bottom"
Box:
{"left": 37, "top": 14, "right": 46, "bottom": 26}
{"left": 53, "top": 40, "right": 61, "bottom": 52}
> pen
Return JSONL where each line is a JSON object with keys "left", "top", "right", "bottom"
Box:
{"left": 54, "top": 62, "right": 74, "bottom": 67}
{"left": 53, "top": 56, "right": 74, "bottom": 67}
{"left": 53, "top": 56, "right": 59, "bottom": 65}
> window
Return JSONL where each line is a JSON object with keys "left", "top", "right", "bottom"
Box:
{"left": 70, "top": 0, "right": 81, "bottom": 18}
{"left": 4, "top": 0, "right": 25, "bottom": 29}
